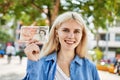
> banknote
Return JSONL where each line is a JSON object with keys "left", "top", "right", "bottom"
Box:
{"left": 19, "top": 26, "right": 49, "bottom": 43}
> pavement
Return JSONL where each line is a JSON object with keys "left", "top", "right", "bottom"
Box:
{"left": 0, "top": 56, "right": 26, "bottom": 80}
{"left": 0, "top": 55, "right": 120, "bottom": 80}
{"left": 98, "top": 70, "right": 120, "bottom": 80}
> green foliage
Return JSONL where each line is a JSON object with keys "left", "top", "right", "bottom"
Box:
{"left": 80, "top": 0, "right": 115, "bottom": 29}
{"left": 0, "top": 0, "right": 51, "bottom": 26}
{"left": 0, "top": 0, "right": 119, "bottom": 27}
{"left": 94, "top": 48, "right": 103, "bottom": 61}
{"left": 0, "top": 30, "right": 12, "bottom": 43}
{"left": 0, "top": 0, "right": 120, "bottom": 44}
{"left": 37, "top": 19, "right": 47, "bottom": 26}
{"left": 116, "top": 48, "right": 120, "bottom": 54}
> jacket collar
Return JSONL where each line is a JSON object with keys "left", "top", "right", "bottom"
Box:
{"left": 45, "top": 51, "right": 83, "bottom": 66}
{"left": 45, "top": 51, "right": 57, "bottom": 62}
{"left": 72, "top": 55, "right": 83, "bottom": 66}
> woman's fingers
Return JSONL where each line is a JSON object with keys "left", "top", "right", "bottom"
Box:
{"left": 34, "top": 41, "right": 43, "bottom": 45}
{"left": 26, "top": 39, "right": 36, "bottom": 45}
{"left": 24, "top": 43, "right": 40, "bottom": 61}
{"left": 26, "top": 39, "right": 43, "bottom": 46}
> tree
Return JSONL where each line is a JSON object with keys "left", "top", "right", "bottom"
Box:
{"left": 0, "top": 0, "right": 119, "bottom": 27}
{"left": 81, "top": 0, "right": 118, "bottom": 48}
{"left": 0, "top": 0, "right": 120, "bottom": 46}
{"left": 0, "top": 0, "right": 60, "bottom": 41}
{"left": 0, "top": 30, "right": 11, "bottom": 43}
{"left": 0, "top": 0, "right": 60, "bottom": 27}
{"left": 63, "top": 0, "right": 120, "bottom": 48}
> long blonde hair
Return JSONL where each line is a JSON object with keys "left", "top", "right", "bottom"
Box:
{"left": 40, "top": 11, "right": 88, "bottom": 58}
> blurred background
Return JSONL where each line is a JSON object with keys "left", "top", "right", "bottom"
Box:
{"left": 0, "top": 0, "right": 120, "bottom": 80}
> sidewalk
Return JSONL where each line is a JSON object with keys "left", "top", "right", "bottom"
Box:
{"left": 99, "top": 70, "right": 120, "bottom": 80}
{"left": 0, "top": 56, "right": 120, "bottom": 80}
{"left": 0, "top": 56, "right": 27, "bottom": 80}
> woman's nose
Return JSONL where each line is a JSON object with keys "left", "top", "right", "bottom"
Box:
{"left": 68, "top": 32, "right": 74, "bottom": 38}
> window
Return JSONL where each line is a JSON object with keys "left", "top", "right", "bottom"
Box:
{"left": 115, "top": 34, "right": 120, "bottom": 41}
{"left": 99, "top": 33, "right": 110, "bottom": 41}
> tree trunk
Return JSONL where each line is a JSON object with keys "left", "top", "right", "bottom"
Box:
{"left": 51, "top": 0, "right": 60, "bottom": 24}
{"left": 47, "top": 0, "right": 60, "bottom": 29}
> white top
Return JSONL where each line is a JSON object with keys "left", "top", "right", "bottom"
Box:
{"left": 6, "top": 46, "right": 15, "bottom": 55}
{"left": 54, "top": 64, "right": 70, "bottom": 80}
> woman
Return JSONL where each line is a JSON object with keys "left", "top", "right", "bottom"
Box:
{"left": 23, "top": 12, "right": 100, "bottom": 80}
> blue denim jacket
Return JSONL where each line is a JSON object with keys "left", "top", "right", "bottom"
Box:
{"left": 23, "top": 51, "right": 100, "bottom": 80}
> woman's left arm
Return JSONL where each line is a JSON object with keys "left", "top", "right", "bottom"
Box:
{"left": 92, "top": 64, "right": 100, "bottom": 80}
{"left": 23, "top": 60, "right": 41, "bottom": 80}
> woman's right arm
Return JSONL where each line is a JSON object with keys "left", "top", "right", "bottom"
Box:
{"left": 23, "top": 40, "right": 44, "bottom": 80}
{"left": 23, "top": 60, "right": 42, "bottom": 80}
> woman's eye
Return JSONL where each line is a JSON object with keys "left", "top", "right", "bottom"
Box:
{"left": 74, "top": 30, "right": 80, "bottom": 33}
{"left": 63, "top": 29, "right": 69, "bottom": 32}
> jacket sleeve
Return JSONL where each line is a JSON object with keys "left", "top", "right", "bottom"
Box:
{"left": 92, "top": 64, "right": 100, "bottom": 80}
{"left": 22, "top": 60, "right": 41, "bottom": 80}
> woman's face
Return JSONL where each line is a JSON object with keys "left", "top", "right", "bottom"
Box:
{"left": 57, "top": 20, "right": 83, "bottom": 51}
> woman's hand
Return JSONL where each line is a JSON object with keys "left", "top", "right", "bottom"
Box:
{"left": 24, "top": 40, "right": 42, "bottom": 61}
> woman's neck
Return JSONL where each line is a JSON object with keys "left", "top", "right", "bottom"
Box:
{"left": 57, "top": 49, "right": 75, "bottom": 63}
{"left": 57, "top": 49, "right": 75, "bottom": 77}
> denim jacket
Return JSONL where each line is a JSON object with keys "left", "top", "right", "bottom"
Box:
{"left": 23, "top": 51, "right": 100, "bottom": 80}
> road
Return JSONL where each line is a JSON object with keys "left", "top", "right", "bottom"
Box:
{"left": 0, "top": 56, "right": 120, "bottom": 80}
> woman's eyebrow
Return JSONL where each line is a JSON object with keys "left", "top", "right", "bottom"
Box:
{"left": 75, "top": 29, "right": 81, "bottom": 31}
{"left": 61, "top": 28, "right": 69, "bottom": 29}
{"left": 60, "top": 28, "right": 82, "bottom": 30}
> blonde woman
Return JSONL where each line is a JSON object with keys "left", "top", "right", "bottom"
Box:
{"left": 23, "top": 12, "right": 100, "bottom": 80}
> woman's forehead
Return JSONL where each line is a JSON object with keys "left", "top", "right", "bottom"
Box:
{"left": 59, "top": 19, "right": 83, "bottom": 29}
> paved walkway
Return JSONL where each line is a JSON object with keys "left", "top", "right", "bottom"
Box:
{"left": 98, "top": 70, "right": 120, "bottom": 80}
{"left": 0, "top": 56, "right": 26, "bottom": 80}
{"left": 0, "top": 56, "right": 120, "bottom": 80}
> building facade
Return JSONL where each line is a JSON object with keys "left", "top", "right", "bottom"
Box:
{"left": 93, "top": 25, "right": 120, "bottom": 60}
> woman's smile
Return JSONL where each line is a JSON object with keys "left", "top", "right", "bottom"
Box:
{"left": 64, "top": 39, "right": 75, "bottom": 45}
